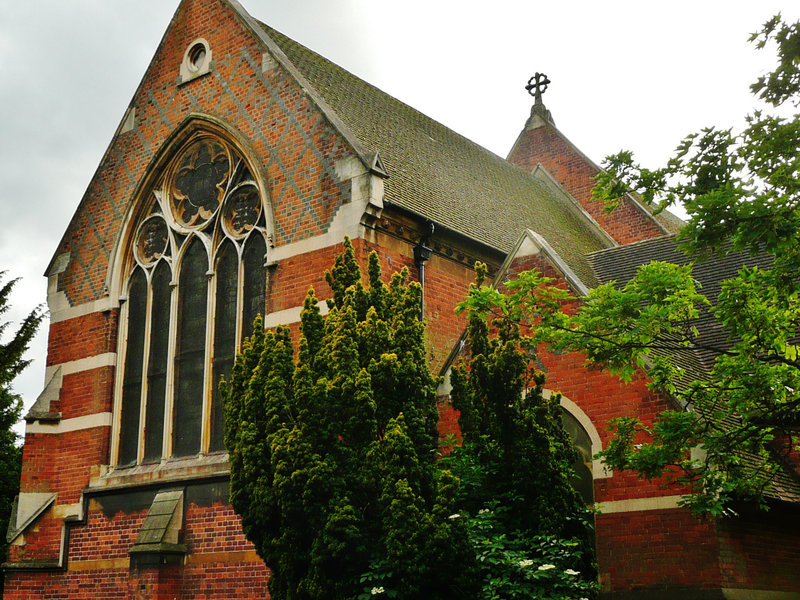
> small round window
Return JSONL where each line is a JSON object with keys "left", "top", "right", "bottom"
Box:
{"left": 180, "top": 38, "right": 211, "bottom": 83}
{"left": 188, "top": 43, "right": 207, "bottom": 72}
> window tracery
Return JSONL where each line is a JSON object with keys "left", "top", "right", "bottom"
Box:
{"left": 115, "top": 133, "right": 267, "bottom": 466}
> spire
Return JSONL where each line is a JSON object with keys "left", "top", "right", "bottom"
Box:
{"left": 524, "top": 72, "right": 554, "bottom": 129}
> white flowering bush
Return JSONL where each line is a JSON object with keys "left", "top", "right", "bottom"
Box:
{"left": 357, "top": 558, "right": 397, "bottom": 599}
{"left": 465, "top": 503, "right": 598, "bottom": 600}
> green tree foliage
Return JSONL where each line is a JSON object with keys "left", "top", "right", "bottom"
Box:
{"left": 0, "top": 273, "right": 42, "bottom": 581}
{"left": 585, "top": 16, "right": 800, "bottom": 515}
{"left": 482, "top": 17, "right": 800, "bottom": 516}
{"left": 223, "top": 239, "right": 477, "bottom": 600}
{"left": 449, "top": 263, "right": 597, "bottom": 599}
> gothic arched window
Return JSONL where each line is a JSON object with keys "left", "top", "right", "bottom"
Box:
{"left": 115, "top": 133, "right": 267, "bottom": 466}
{"left": 561, "top": 409, "right": 594, "bottom": 504}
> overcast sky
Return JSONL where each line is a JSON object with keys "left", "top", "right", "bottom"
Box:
{"left": 0, "top": 0, "right": 796, "bottom": 430}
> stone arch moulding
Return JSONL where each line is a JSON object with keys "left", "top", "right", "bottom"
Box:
{"left": 105, "top": 113, "right": 275, "bottom": 305}
{"left": 108, "top": 115, "right": 273, "bottom": 467}
{"left": 544, "top": 389, "right": 611, "bottom": 479}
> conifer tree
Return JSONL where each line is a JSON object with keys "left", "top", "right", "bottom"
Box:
{"left": 450, "top": 263, "right": 597, "bottom": 599}
{"left": 0, "top": 273, "right": 42, "bottom": 591}
{"left": 223, "top": 239, "right": 477, "bottom": 600}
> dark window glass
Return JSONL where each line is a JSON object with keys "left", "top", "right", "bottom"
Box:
{"left": 241, "top": 233, "right": 266, "bottom": 341}
{"left": 119, "top": 269, "right": 147, "bottom": 466}
{"left": 210, "top": 241, "right": 237, "bottom": 452}
{"left": 173, "top": 238, "right": 209, "bottom": 457}
{"left": 561, "top": 410, "right": 594, "bottom": 504}
{"left": 143, "top": 261, "right": 171, "bottom": 462}
{"left": 118, "top": 137, "right": 266, "bottom": 465}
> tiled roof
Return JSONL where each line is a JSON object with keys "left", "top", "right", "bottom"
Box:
{"left": 588, "top": 235, "right": 773, "bottom": 379}
{"left": 587, "top": 236, "right": 800, "bottom": 503}
{"left": 257, "top": 23, "right": 611, "bottom": 286}
{"left": 243, "top": 17, "right": 800, "bottom": 503}
{"left": 650, "top": 205, "right": 685, "bottom": 234}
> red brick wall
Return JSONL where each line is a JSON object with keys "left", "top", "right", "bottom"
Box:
{"left": 4, "top": 500, "right": 270, "bottom": 600}
{"left": 19, "top": 428, "right": 109, "bottom": 504}
{"left": 268, "top": 244, "right": 345, "bottom": 314}
{"left": 18, "top": 433, "right": 57, "bottom": 494}
{"left": 58, "top": 367, "right": 115, "bottom": 419}
{"left": 6, "top": 509, "right": 63, "bottom": 565}
{"left": 181, "top": 562, "right": 270, "bottom": 600}
{"left": 129, "top": 565, "right": 184, "bottom": 600}
{"left": 508, "top": 122, "right": 665, "bottom": 245}
{"left": 46, "top": 311, "right": 117, "bottom": 367}
{"left": 263, "top": 235, "right": 474, "bottom": 377}
{"left": 596, "top": 508, "right": 721, "bottom": 593}
{"left": 718, "top": 504, "right": 800, "bottom": 592}
{"left": 55, "top": 0, "right": 355, "bottom": 306}
{"left": 542, "top": 349, "right": 685, "bottom": 503}
{"left": 4, "top": 571, "right": 129, "bottom": 600}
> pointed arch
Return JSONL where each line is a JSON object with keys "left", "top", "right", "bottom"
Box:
{"left": 545, "top": 390, "right": 611, "bottom": 480}
{"left": 109, "top": 117, "right": 271, "bottom": 466}
{"left": 106, "top": 114, "right": 274, "bottom": 305}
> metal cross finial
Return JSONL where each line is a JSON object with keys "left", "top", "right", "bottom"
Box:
{"left": 525, "top": 73, "right": 551, "bottom": 104}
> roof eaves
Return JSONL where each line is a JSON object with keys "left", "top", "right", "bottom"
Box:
{"left": 224, "top": 0, "right": 385, "bottom": 179}
{"left": 387, "top": 202, "right": 507, "bottom": 256}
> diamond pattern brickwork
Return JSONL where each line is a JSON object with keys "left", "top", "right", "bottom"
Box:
{"left": 56, "top": 0, "right": 352, "bottom": 306}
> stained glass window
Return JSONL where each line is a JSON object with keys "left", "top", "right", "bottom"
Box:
{"left": 173, "top": 238, "right": 209, "bottom": 457}
{"left": 241, "top": 233, "right": 266, "bottom": 341}
{"left": 211, "top": 241, "right": 237, "bottom": 452}
{"left": 115, "top": 132, "right": 267, "bottom": 465}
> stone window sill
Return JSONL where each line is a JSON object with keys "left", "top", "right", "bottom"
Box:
{"left": 88, "top": 453, "right": 229, "bottom": 491}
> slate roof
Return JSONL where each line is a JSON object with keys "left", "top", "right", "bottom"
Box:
{"left": 256, "top": 22, "right": 612, "bottom": 286}
{"left": 588, "top": 235, "right": 774, "bottom": 381}
{"left": 587, "top": 236, "right": 800, "bottom": 503}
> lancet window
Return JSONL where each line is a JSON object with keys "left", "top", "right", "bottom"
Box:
{"left": 561, "top": 409, "right": 594, "bottom": 503}
{"left": 115, "top": 133, "right": 267, "bottom": 466}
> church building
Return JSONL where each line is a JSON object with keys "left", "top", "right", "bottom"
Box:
{"left": 5, "top": 0, "right": 800, "bottom": 598}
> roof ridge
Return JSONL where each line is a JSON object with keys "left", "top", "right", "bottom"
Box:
{"left": 225, "top": 0, "right": 385, "bottom": 176}
{"left": 259, "top": 21, "right": 559, "bottom": 183}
